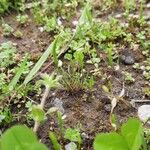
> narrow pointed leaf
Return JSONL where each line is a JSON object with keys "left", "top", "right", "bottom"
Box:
{"left": 23, "top": 37, "right": 58, "bottom": 84}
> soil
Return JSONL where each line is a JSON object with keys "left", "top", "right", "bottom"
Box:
{"left": 0, "top": 3, "right": 150, "bottom": 150}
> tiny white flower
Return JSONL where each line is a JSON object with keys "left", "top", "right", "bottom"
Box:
{"left": 72, "top": 20, "right": 78, "bottom": 26}
{"left": 57, "top": 17, "right": 62, "bottom": 26}
{"left": 58, "top": 60, "right": 63, "bottom": 67}
{"left": 39, "top": 27, "right": 44, "bottom": 32}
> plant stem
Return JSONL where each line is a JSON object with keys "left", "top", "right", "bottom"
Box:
{"left": 33, "top": 86, "right": 50, "bottom": 132}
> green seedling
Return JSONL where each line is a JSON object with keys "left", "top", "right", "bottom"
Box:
{"left": 64, "top": 128, "right": 82, "bottom": 150}
{"left": 0, "top": 108, "right": 12, "bottom": 125}
{"left": 0, "top": 0, "right": 9, "bottom": 14}
{"left": 124, "top": 0, "right": 136, "bottom": 17}
{"left": 94, "top": 118, "right": 147, "bottom": 150}
{"left": 33, "top": 73, "right": 61, "bottom": 132}
{"left": 44, "top": 16, "right": 58, "bottom": 32}
{"left": 2, "top": 23, "right": 14, "bottom": 36}
{"left": 107, "top": 43, "right": 114, "bottom": 66}
{"left": 57, "top": 111, "right": 65, "bottom": 136}
{"left": 124, "top": 72, "right": 135, "bottom": 83}
{"left": 16, "top": 14, "right": 29, "bottom": 25}
{"left": 49, "top": 131, "right": 62, "bottom": 150}
{"left": 13, "top": 30, "right": 23, "bottom": 38}
{"left": 73, "top": 50, "right": 85, "bottom": 69}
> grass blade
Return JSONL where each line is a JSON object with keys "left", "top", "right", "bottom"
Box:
{"left": 49, "top": 131, "right": 62, "bottom": 150}
{"left": 9, "top": 55, "right": 28, "bottom": 91}
{"left": 23, "top": 36, "right": 59, "bottom": 85}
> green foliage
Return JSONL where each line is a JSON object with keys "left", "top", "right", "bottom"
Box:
{"left": 0, "top": 108, "right": 12, "bottom": 124}
{"left": 0, "top": 41, "right": 16, "bottom": 67}
{"left": 31, "top": 105, "right": 46, "bottom": 122}
{"left": 60, "top": 66, "right": 94, "bottom": 92}
{"left": 124, "top": 0, "right": 136, "bottom": 16}
{"left": 16, "top": 14, "right": 29, "bottom": 24}
{"left": 8, "top": 55, "right": 28, "bottom": 91}
{"left": 24, "top": 28, "right": 71, "bottom": 84}
{"left": 0, "top": 0, "right": 9, "bottom": 14}
{"left": 57, "top": 111, "right": 65, "bottom": 136}
{"left": 2, "top": 23, "right": 14, "bottom": 36}
{"left": 0, "top": 125, "right": 48, "bottom": 150}
{"left": 94, "top": 119, "right": 145, "bottom": 150}
{"left": 73, "top": 50, "right": 85, "bottom": 69}
{"left": 40, "top": 73, "right": 61, "bottom": 89}
{"left": 124, "top": 72, "right": 135, "bottom": 83}
{"left": 94, "top": 133, "right": 128, "bottom": 150}
{"left": 121, "top": 119, "right": 143, "bottom": 150}
{"left": 44, "top": 16, "right": 58, "bottom": 32}
{"left": 64, "top": 128, "right": 82, "bottom": 145}
{"left": 106, "top": 43, "right": 114, "bottom": 66}
{"left": 49, "top": 132, "right": 62, "bottom": 150}
{"left": 0, "top": 0, "right": 24, "bottom": 14}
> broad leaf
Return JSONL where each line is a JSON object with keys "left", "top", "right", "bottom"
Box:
{"left": 31, "top": 105, "right": 45, "bottom": 122}
{"left": 1, "top": 125, "right": 37, "bottom": 150}
{"left": 0, "top": 125, "right": 48, "bottom": 150}
{"left": 121, "top": 118, "right": 143, "bottom": 150}
{"left": 94, "top": 133, "right": 128, "bottom": 150}
{"left": 29, "top": 143, "right": 48, "bottom": 150}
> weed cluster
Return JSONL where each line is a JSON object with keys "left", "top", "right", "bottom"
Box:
{"left": 0, "top": 0, "right": 150, "bottom": 149}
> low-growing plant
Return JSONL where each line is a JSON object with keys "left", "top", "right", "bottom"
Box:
{"left": 124, "top": 72, "right": 135, "bottom": 83}
{"left": 64, "top": 128, "right": 82, "bottom": 149}
{"left": 124, "top": 0, "right": 136, "bottom": 17}
{"left": 59, "top": 65, "right": 94, "bottom": 93}
{"left": 94, "top": 118, "right": 148, "bottom": 150}
{"left": 13, "top": 30, "right": 23, "bottom": 38}
{"left": 57, "top": 111, "right": 65, "bottom": 136}
{"left": 0, "top": 125, "right": 48, "bottom": 150}
{"left": 0, "top": 0, "right": 9, "bottom": 14}
{"left": 32, "top": 73, "right": 61, "bottom": 132}
{"left": 49, "top": 131, "right": 62, "bottom": 150}
{"left": 2, "top": 23, "right": 14, "bottom": 36}
{"left": 0, "top": 107, "right": 12, "bottom": 125}
{"left": 16, "top": 14, "right": 29, "bottom": 25}
{"left": 43, "top": 16, "right": 59, "bottom": 32}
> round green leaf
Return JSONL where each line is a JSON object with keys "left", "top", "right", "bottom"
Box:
{"left": 94, "top": 133, "right": 128, "bottom": 150}
{"left": 1, "top": 125, "right": 38, "bottom": 150}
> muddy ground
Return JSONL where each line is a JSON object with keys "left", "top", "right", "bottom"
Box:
{"left": 0, "top": 3, "right": 150, "bottom": 150}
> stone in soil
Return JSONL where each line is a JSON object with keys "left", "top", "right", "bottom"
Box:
{"left": 53, "top": 98, "right": 65, "bottom": 114}
{"left": 120, "top": 51, "right": 135, "bottom": 65}
{"left": 138, "top": 105, "right": 150, "bottom": 124}
{"left": 65, "top": 142, "right": 77, "bottom": 150}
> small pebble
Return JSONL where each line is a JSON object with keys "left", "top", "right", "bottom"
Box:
{"left": 65, "top": 142, "right": 77, "bottom": 150}
{"left": 38, "top": 27, "right": 44, "bottom": 32}
{"left": 115, "top": 14, "right": 122, "bottom": 18}
{"left": 120, "top": 51, "right": 135, "bottom": 65}
{"left": 53, "top": 98, "right": 65, "bottom": 114}
{"left": 138, "top": 105, "right": 150, "bottom": 124}
{"left": 104, "top": 104, "right": 111, "bottom": 112}
{"left": 72, "top": 20, "right": 78, "bottom": 26}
